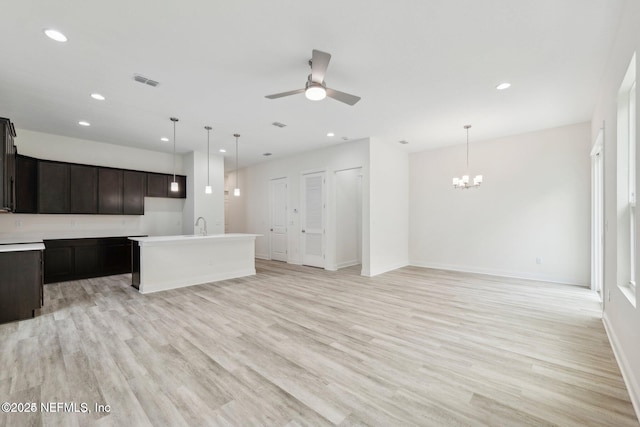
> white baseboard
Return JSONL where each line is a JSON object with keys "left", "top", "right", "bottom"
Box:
{"left": 255, "top": 253, "right": 270, "bottom": 260}
{"left": 367, "top": 260, "right": 409, "bottom": 277}
{"left": 603, "top": 313, "right": 640, "bottom": 422}
{"left": 409, "top": 260, "right": 588, "bottom": 287}
{"left": 336, "top": 259, "right": 360, "bottom": 269}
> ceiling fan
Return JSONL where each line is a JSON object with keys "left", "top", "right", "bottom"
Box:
{"left": 265, "top": 49, "right": 361, "bottom": 106}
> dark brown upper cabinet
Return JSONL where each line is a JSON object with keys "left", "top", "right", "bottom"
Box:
{"left": 38, "top": 160, "right": 69, "bottom": 213}
{"left": 98, "top": 168, "right": 123, "bottom": 214}
{"left": 14, "top": 155, "right": 37, "bottom": 213}
{"left": 69, "top": 164, "right": 98, "bottom": 214}
{"left": 123, "top": 170, "right": 146, "bottom": 215}
{"left": 0, "top": 118, "right": 16, "bottom": 212}
{"left": 146, "top": 172, "right": 168, "bottom": 198}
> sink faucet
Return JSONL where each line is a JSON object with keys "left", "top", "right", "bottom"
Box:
{"left": 195, "top": 217, "right": 207, "bottom": 236}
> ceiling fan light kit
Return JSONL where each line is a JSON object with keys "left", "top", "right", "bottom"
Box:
{"left": 266, "top": 49, "right": 361, "bottom": 106}
{"left": 305, "top": 82, "right": 327, "bottom": 101}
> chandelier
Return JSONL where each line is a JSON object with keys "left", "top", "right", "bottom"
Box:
{"left": 452, "top": 124, "right": 483, "bottom": 189}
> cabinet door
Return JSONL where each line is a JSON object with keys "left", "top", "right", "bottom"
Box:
{"left": 44, "top": 246, "right": 74, "bottom": 283}
{"left": 168, "top": 175, "right": 187, "bottom": 199}
{"left": 98, "top": 168, "right": 123, "bottom": 214}
{"left": 15, "top": 155, "right": 38, "bottom": 213}
{"left": 70, "top": 164, "right": 98, "bottom": 214}
{"left": 1, "top": 119, "right": 16, "bottom": 211}
{"left": 146, "top": 173, "right": 168, "bottom": 198}
{"left": 102, "top": 241, "right": 132, "bottom": 275}
{"left": 0, "top": 250, "right": 42, "bottom": 323}
{"left": 123, "top": 170, "right": 146, "bottom": 215}
{"left": 74, "top": 244, "right": 100, "bottom": 278}
{"left": 38, "top": 161, "right": 69, "bottom": 213}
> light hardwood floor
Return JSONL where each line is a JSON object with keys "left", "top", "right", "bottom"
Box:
{"left": 0, "top": 260, "right": 637, "bottom": 426}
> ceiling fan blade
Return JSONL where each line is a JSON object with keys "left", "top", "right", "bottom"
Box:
{"left": 311, "top": 49, "right": 331, "bottom": 83}
{"left": 265, "top": 88, "right": 305, "bottom": 99}
{"left": 325, "top": 88, "right": 361, "bottom": 106}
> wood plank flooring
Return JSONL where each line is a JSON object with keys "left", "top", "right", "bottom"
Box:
{"left": 0, "top": 260, "right": 637, "bottom": 426}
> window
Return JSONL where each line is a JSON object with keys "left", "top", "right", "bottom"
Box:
{"left": 617, "top": 53, "right": 637, "bottom": 302}
{"left": 629, "top": 80, "right": 636, "bottom": 294}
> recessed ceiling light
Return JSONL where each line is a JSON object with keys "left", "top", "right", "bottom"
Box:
{"left": 90, "top": 93, "right": 105, "bottom": 101}
{"left": 44, "top": 29, "right": 67, "bottom": 42}
{"left": 496, "top": 82, "right": 511, "bottom": 90}
{"left": 160, "top": 137, "right": 169, "bottom": 142}
{"left": 219, "top": 149, "right": 226, "bottom": 153}
{"left": 327, "top": 132, "right": 335, "bottom": 137}
{"left": 78, "top": 121, "right": 90, "bottom": 127}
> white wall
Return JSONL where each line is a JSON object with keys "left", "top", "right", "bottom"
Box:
{"left": 368, "top": 138, "right": 410, "bottom": 276}
{"left": 591, "top": 0, "right": 640, "bottom": 418}
{"left": 409, "top": 122, "right": 591, "bottom": 285}
{"left": 227, "top": 139, "right": 370, "bottom": 274}
{"left": 335, "top": 168, "right": 362, "bottom": 269}
{"left": 182, "top": 151, "right": 225, "bottom": 235}
{"left": 0, "top": 129, "right": 214, "bottom": 238}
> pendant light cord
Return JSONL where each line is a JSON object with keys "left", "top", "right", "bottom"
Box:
{"left": 170, "top": 117, "right": 179, "bottom": 182}
{"left": 464, "top": 124, "right": 471, "bottom": 173}
{"left": 205, "top": 126, "right": 211, "bottom": 186}
{"left": 234, "top": 134, "right": 240, "bottom": 190}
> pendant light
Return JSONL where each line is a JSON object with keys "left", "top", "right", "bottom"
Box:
{"left": 204, "top": 126, "right": 212, "bottom": 194}
{"left": 452, "top": 125, "right": 483, "bottom": 189}
{"left": 170, "top": 117, "right": 179, "bottom": 192}
{"left": 233, "top": 133, "right": 240, "bottom": 197}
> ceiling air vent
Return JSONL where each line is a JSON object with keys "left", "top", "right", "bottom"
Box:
{"left": 133, "top": 74, "right": 160, "bottom": 87}
{"left": 272, "top": 122, "right": 286, "bottom": 128}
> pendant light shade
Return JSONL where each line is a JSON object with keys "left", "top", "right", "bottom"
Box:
{"left": 170, "top": 117, "right": 179, "bottom": 192}
{"left": 204, "top": 126, "right": 212, "bottom": 194}
{"left": 233, "top": 133, "right": 240, "bottom": 197}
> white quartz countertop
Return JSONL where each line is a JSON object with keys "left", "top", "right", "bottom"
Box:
{"left": 130, "top": 233, "right": 261, "bottom": 245}
{"left": 0, "top": 243, "right": 46, "bottom": 253}
{"left": 0, "top": 231, "right": 144, "bottom": 245}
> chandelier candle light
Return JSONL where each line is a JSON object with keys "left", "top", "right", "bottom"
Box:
{"left": 205, "top": 126, "right": 212, "bottom": 194}
{"left": 233, "top": 133, "right": 240, "bottom": 197}
{"left": 452, "top": 124, "right": 483, "bottom": 189}
{"left": 170, "top": 117, "right": 179, "bottom": 192}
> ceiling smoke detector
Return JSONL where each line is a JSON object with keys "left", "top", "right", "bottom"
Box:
{"left": 133, "top": 74, "right": 160, "bottom": 87}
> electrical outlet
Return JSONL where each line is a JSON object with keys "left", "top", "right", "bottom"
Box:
{"left": 15, "top": 220, "right": 22, "bottom": 228}
{"left": 536, "top": 257, "right": 543, "bottom": 265}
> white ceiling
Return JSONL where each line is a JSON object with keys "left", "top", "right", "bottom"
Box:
{"left": 0, "top": 0, "right": 624, "bottom": 170}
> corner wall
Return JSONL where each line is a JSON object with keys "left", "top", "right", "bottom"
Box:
{"left": 591, "top": 0, "right": 640, "bottom": 418}
{"left": 367, "top": 138, "right": 409, "bottom": 276}
{"left": 409, "top": 122, "right": 591, "bottom": 285}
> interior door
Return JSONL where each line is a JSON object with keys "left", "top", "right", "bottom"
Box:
{"left": 270, "top": 177, "right": 288, "bottom": 262}
{"left": 302, "top": 171, "right": 325, "bottom": 268}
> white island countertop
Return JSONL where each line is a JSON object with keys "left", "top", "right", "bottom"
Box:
{"left": 129, "top": 233, "right": 261, "bottom": 245}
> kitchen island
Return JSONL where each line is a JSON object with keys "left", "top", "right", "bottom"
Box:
{"left": 129, "top": 233, "right": 260, "bottom": 294}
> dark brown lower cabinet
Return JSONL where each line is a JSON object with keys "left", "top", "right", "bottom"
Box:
{"left": 44, "top": 237, "right": 137, "bottom": 284}
{"left": 0, "top": 249, "right": 43, "bottom": 324}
